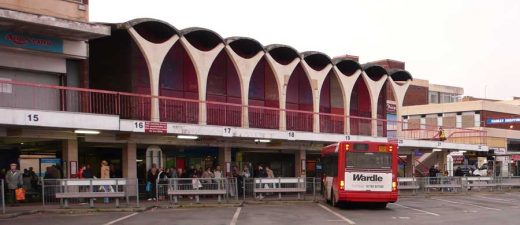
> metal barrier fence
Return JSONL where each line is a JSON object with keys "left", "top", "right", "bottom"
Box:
{"left": 1, "top": 179, "right": 4, "bottom": 214}
{"left": 42, "top": 178, "right": 139, "bottom": 208}
{"left": 240, "top": 177, "right": 321, "bottom": 201}
{"left": 155, "top": 178, "right": 238, "bottom": 204}
{"left": 398, "top": 176, "right": 520, "bottom": 194}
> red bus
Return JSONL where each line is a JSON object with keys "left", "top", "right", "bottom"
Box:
{"left": 321, "top": 141, "right": 398, "bottom": 208}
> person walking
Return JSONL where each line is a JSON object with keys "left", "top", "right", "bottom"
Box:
{"left": 6, "top": 163, "right": 23, "bottom": 206}
{"left": 100, "top": 160, "right": 111, "bottom": 204}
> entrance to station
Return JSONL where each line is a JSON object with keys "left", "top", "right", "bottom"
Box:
{"left": 78, "top": 145, "right": 123, "bottom": 178}
{"left": 234, "top": 151, "right": 295, "bottom": 177}
{"left": 0, "top": 139, "right": 63, "bottom": 178}
{"left": 136, "top": 146, "right": 220, "bottom": 181}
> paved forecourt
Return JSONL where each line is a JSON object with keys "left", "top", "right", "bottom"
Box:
{"left": 3, "top": 192, "right": 520, "bottom": 225}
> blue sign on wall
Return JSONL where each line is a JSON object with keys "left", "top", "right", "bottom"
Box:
{"left": 40, "top": 158, "right": 61, "bottom": 164}
{"left": 0, "top": 31, "right": 63, "bottom": 53}
{"left": 486, "top": 118, "right": 520, "bottom": 125}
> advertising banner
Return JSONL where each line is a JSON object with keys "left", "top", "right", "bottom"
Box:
{"left": 344, "top": 172, "right": 392, "bottom": 192}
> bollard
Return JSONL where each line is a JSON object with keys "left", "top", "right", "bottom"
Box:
{"left": 1, "top": 179, "right": 5, "bottom": 214}
{"left": 313, "top": 177, "right": 316, "bottom": 202}
{"left": 136, "top": 180, "right": 140, "bottom": 207}
{"left": 41, "top": 177, "right": 45, "bottom": 207}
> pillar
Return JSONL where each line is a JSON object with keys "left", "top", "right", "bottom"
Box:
{"left": 295, "top": 149, "right": 306, "bottom": 177}
{"left": 405, "top": 154, "right": 414, "bottom": 177}
{"left": 218, "top": 146, "right": 232, "bottom": 176}
{"left": 146, "top": 145, "right": 162, "bottom": 171}
{"left": 62, "top": 139, "right": 78, "bottom": 178}
{"left": 123, "top": 142, "right": 137, "bottom": 179}
{"left": 123, "top": 142, "right": 138, "bottom": 197}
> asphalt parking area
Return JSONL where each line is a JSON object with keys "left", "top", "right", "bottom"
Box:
{"left": 2, "top": 192, "right": 520, "bottom": 225}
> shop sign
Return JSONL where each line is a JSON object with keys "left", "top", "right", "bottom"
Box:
{"left": 512, "top": 155, "right": 520, "bottom": 161}
{"left": 452, "top": 155, "right": 464, "bottom": 165}
{"left": 144, "top": 121, "right": 167, "bottom": 133}
{"left": 0, "top": 31, "right": 63, "bottom": 53}
{"left": 486, "top": 118, "right": 520, "bottom": 125}
{"left": 386, "top": 102, "right": 397, "bottom": 114}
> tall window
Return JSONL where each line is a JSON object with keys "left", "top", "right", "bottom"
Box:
{"left": 429, "top": 91, "right": 439, "bottom": 104}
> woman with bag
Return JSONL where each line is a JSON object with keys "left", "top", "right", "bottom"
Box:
{"left": 100, "top": 160, "right": 111, "bottom": 204}
{"left": 6, "top": 163, "right": 23, "bottom": 206}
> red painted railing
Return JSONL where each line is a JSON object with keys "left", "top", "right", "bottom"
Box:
{"left": 0, "top": 80, "right": 487, "bottom": 145}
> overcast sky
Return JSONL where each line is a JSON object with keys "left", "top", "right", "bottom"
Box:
{"left": 90, "top": 0, "right": 520, "bottom": 100}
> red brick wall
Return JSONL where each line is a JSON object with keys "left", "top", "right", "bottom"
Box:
{"left": 403, "top": 85, "right": 428, "bottom": 106}
{"left": 482, "top": 111, "right": 520, "bottom": 130}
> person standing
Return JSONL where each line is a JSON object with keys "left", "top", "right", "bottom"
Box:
{"left": 255, "top": 166, "right": 267, "bottom": 199}
{"left": 147, "top": 163, "right": 159, "bottom": 201}
{"left": 6, "top": 163, "right": 23, "bottom": 206}
{"left": 100, "top": 160, "right": 111, "bottom": 203}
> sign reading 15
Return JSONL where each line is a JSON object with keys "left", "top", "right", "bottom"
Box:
{"left": 26, "top": 114, "right": 39, "bottom": 122}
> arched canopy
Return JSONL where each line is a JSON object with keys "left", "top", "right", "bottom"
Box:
{"left": 301, "top": 51, "right": 331, "bottom": 71}
{"left": 226, "top": 36, "right": 264, "bottom": 59}
{"left": 333, "top": 57, "right": 362, "bottom": 76}
{"left": 118, "top": 18, "right": 179, "bottom": 44}
{"left": 362, "top": 63, "right": 387, "bottom": 81}
{"left": 388, "top": 69, "right": 413, "bottom": 82}
{"left": 182, "top": 27, "right": 224, "bottom": 51}
{"left": 265, "top": 44, "right": 299, "bottom": 65}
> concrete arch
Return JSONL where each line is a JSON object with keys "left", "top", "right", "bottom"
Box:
{"left": 182, "top": 27, "right": 224, "bottom": 51}
{"left": 300, "top": 51, "right": 334, "bottom": 133}
{"left": 285, "top": 64, "right": 314, "bottom": 132}
{"left": 122, "top": 18, "right": 180, "bottom": 44}
{"left": 387, "top": 69, "right": 413, "bottom": 133}
{"left": 226, "top": 37, "right": 264, "bottom": 59}
{"left": 265, "top": 44, "right": 300, "bottom": 65}
{"left": 319, "top": 70, "right": 346, "bottom": 134}
{"left": 124, "top": 19, "right": 180, "bottom": 121}
{"left": 363, "top": 64, "right": 388, "bottom": 81}
{"left": 350, "top": 75, "right": 373, "bottom": 136}
{"left": 158, "top": 41, "right": 199, "bottom": 123}
{"left": 333, "top": 57, "right": 362, "bottom": 77}
{"left": 206, "top": 49, "right": 243, "bottom": 127}
{"left": 361, "top": 64, "right": 389, "bottom": 136}
{"left": 332, "top": 57, "right": 362, "bottom": 134}
{"left": 264, "top": 44, "right": 301, "bottom": 130}
{"left": 179, "top": 28, "right": 225, "bottom": 125}
{"left": 247, "top": 57, "right": 280, "bottom": 129}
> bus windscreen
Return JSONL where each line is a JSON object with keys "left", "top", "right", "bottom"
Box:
{"left": 346, "top": 152, "right": 392, "bottom": 169}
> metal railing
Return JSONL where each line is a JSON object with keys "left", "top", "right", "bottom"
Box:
{"left": 42, "top": 178, "right": 139, "bottom": 208}
{"left": 0, "top": 79, "right": 487, "bottom": 145}
{"left": 253, "top": 177, "right": 307, "bottom": 200}
{"left": 155, "top": 178, "right": 238, "bottom": 204}
{"left": 398, "top": 176, "right": 520, "bottom": 194}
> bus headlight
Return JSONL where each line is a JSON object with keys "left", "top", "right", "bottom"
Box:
{"left": 392, "top": 181, "right": 397, "bottom": 191}
{"left": 340, "top": 180, "right": 345, "bottom": 189}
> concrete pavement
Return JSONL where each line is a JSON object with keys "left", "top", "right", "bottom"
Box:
{"left": 2, "top": 192, "right": 520, "bottom": 224}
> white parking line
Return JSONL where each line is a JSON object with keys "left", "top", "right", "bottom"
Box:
{"left": 229, "top": 207, "right": 242, "bottom": 225}
{"left": 479, "top": 196, "right": 516, "bottom": 203}
{"left": 431, "top": 198, "right": 502, "bottom": 211}
{"left": 102, "top": 212, "right": 139, "bottom": 225}
{"left": 318, "top": 204, "right": 356, "bottom": 224}
{"left": 392, "top": 203, "right": 440, "bottom": 216}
